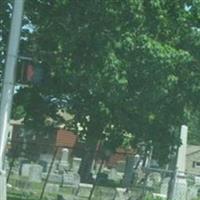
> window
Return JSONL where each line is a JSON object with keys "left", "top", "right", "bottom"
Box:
{"left": 193, "top": 161, "right": 200, "bottom": 168}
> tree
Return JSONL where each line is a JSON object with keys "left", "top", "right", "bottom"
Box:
{"left": 2, "top": 0, "right": 200, "bottom": 180}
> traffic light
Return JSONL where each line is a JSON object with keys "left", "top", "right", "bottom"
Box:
{"left": 26, "top": 63, "right": 45, "bottom": 84}
{"left": 17, "top": 61, "right": 48, "bottom": 85}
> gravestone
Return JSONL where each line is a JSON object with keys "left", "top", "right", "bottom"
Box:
{"left": 21, "top": 163, "right": 31, "bottom": 177}
{"left": 153, "top": 193, "right": 167, "bottom": 199}
{"left": 4, "top": 158, "right": 10, "bottom": 173}
{"left": 40, "top": 153, "right": 52, "bottom": 163}
{"left": 172, "top": 125, "right": 188, "bottom": 200}
{"left": 59, "top": 148, "right": 70, "bottom": 172}
{"left": 44, "top": 173, "right": 62, "bottom": 184}
{"left": 115, "top": 187, "right": 130, "bottom": 200}
{"left": 160, "top": 177, "right": 170, "bottom": 196}
{"left": 195, "top": 176, "right": 200, "bottom": 186}
{"left": 63, "top": 172, "right": 80, "bottom": 188}
{"left": 115, "top": 160, "right": 126, "bottom": 173}
{"left": 72, "top": 157, "right": 81, "bottom": 173}
{"left": 57, "top": 194, "right": 77, "bottom": 200}
{"left": 29, "top": 164, "right": 43, "bottom": 183}
{"left": 0, "top": 171, "right": 6, "bottom": 200}
{"left": 108, "top": 168, "right": 121, "bottom": 182}
{"left": 187, "top": 186, "right": 199, "bottom": 200}
{"left": 94, "top": 187, "right": 116, "bottom": 200}
{"left": 45, "top": 183, "right": 60, "bottom": 194}
{"left": 78, "top": 183, "right": 93, "bottom": 198}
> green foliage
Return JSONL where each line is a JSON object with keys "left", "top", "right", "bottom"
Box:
{"left": 2, "top": 0, "right": 200, "bottom": 167}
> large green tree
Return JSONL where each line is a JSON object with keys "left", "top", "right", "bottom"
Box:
{"left": 2, "top": 0, "right": 200, "bottom": 180}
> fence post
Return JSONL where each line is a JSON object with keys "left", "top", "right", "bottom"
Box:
{"left": 39, "top": 147, "right": 59, "bottom": 200}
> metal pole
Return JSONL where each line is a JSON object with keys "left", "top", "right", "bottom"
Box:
{"left": 0, "top": 0, "right": 24, "bottom": 199}
{"left": 39, "top": 147, "right": 59, "bottom": 200}
{"left": 88, "top": 158, "right": 104, "bottom": 200}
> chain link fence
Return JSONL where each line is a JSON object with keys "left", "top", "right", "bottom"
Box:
{"left": 4, "top": 134, "right": 200, "bottom": 200}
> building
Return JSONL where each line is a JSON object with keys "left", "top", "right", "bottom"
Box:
{"left": 186, "top": 145, "right": 200, "bottom": 174}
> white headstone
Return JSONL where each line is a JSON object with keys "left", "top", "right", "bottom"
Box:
{"left": 160, "top": 177, "right": 170, "bottom": 196}
{"left": 0, "top": 171, "right": 6, "bottom": 200}
{"left": 194, "top": 176, "right": 200, "bottom": 185}
{"left": 187, "top": 186, "right": 198, "bottom": 200}
{"left": 45, "top": 183, "right": 60, "bottom": 194}
{"left": 21, "top": 163, "right": 31, "bottom": 177}
{"left": 40, "top": 153, "right": 52, "bottom": 163}
{"left": 43, "top": 173, "right": 62, "bottom": 184}
{"left": 95, "top": 187, "right": 116, "bottom": 200}
{"left": 173, "top": 177, "right": 188, "bottom": 200}
{"left": 72, "top": 157, "right": 81, "bottom": 173}
{"left": 108, "top": 168, "right": 121, "bottom": 182}
{"left": 78, "top": 183, "right": 93, "bottom": 197}
{"left": 115, "top": 188, "right": 129, "bottom": 200}
{"left": 63, "top": 172, "right": 80, "bottom": 188}
{"left": 29, "top": 164, "right": 43, "bottom": 183}
{"left": 172, "top": 125, "right": 188, "bottom": 200}
{"left": 61, "top": 148, "right": 69, "bottom": 161}
{"left": 153, "top": 193, "right": 167, "bottom": 199}
{"left": 4, "top": 158, "right": 10, "bottom": 173}
{"left": 177, "top": 125, "right": 188, "bottom": 173}
{"left": 59, "top": 148, "right": 70, "bottom": 171}
{"left": 58, "top": 194, "right": 76, "bottom": 200}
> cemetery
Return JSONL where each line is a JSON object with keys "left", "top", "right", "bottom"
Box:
{"left": 3, "top": 126, "right": 200, "bottom": 200}
{"left": 4, "top": 125, "right": 200, "bottom": 200}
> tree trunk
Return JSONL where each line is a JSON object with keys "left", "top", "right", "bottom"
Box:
{"left": 78, "top": 148, "right": 95, "bottom": 182}
{"left": 78, "top": 133, "right": 99, "bottom": 183}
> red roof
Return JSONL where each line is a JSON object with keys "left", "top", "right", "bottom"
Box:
{"left": 56, "top": 129, "right": 77, "bottom": 148}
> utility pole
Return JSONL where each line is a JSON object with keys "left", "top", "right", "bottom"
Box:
{"left": 0, "top": 0, "right": 24, "bottom": 199}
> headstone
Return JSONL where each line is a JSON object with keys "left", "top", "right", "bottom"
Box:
{"left": 195, "top": 176, "right": 200, "bottom": 186}
{"left": 29, "top": 164, "right": 43, "bottom": 183}
{"left": 19, "top": 159, "right": 29, "bottom": 175}
{"left": 45, "top": 183, "right": 60, "bottom": 194}
{"left": 57, "top": 194, "right": 77, "bottom": 200}
{"left": 160, "top": 177, "right": 170, "bottom": 196}
{"left": 4, "top": 158, "right": 10, "bottom": 173}
{"left": 61, "top": 148, "right": 69, "bottom": 162}
{"left": 72, "top": 157, "right": 81, "bottom": 173}
{"left": 59, "top": 148, "right": 70, "bottom": 171}
{"left": 115, "top": 160, "right": 126, "bottom": 173}
{"left": 177, "top": 125, "right": 188, "bottom": 172}
{"left": 172, "top": 125, "right": 188, "bottom": 200}
{"left": 153, "top": 193, "right": 167, "bottom": 199}
{"left": 40, "top": 154, "right": 59, "bottom": 173}
{"left": 43, "top": 173, "right": 62, "bottom": 184}
{"left": 173, "top": 176, "right": 188, "bottom": 200}
{"left": 78, "top": 183, "right": 93, "bottom": 197}
{"left": 187, "top": 186, "right": 199, "bottom": 200}
{"left": 115, "top": 188, "right": 130, "bottom": 200}
{"left": 94, "top": 187, "right": 116, "bottom": 200}
{"left": 63, "top": 172, "right": 80, "bottom": 188}
{"left": 40, "top": 153, "right": 52, "bottom": 163}
{"left": 108, "top": 168, "right": 121, "bottom": 182}
{"left": 21, "top": 163, "right": 31, "bottom": 177}
{"left": 0, "top": 171, "right": 6, "bottom": 200}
